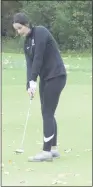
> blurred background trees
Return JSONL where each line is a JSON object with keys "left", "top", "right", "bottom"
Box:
{"left": 1, "top": 0, "right": 92, "bottom": 52}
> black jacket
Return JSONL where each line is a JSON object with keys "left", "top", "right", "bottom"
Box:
{"left": 24, "top": 26, "right": 66, "bottom": 90}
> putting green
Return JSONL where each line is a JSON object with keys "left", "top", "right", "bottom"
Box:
{"left": 2, "top": 53, "right": 92, "bottom": 186}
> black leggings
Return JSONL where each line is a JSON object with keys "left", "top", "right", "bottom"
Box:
{"left": 39, "top": 75, "right": 67, "bottom": 151}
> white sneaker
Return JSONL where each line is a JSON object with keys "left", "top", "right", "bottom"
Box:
{"left": 28, "top": 151, "right": 53, "bottom": 162}
{"left": 51, "top": 150, "right": 60, "bottom": 158}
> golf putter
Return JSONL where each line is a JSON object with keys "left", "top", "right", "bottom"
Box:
{"left": 15, "top": 96, "right": 33, "bottom": 154}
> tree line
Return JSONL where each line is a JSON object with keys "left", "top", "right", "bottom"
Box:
{"left": 2, "top": 0, "right": 92, "bottom": 51}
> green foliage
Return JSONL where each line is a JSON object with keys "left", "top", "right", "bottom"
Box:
{"left": 51, "top": 1, "right": 92, "bottom": 50}
{"left": 20, "top": 1, "right": 57, "bottom": 30}
{"left": 1, "top": 1, "right": 22, "bottom": 36}
{"left": 2, "top": 0, "right": 92, "bottom": 51}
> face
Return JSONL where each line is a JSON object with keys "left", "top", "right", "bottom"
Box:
{"left": 13, "top": 23, "right": 30, "bottom": 36}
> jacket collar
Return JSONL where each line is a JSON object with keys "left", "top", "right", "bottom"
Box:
{"left": 26, "top": 26, "right": 35, "bottom": 39}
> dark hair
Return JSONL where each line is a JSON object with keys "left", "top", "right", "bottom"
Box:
{"left": 13, "top": 12, "right": 30, "bottom": 26}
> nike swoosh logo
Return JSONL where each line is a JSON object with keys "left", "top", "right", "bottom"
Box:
{"left": 44, "top": 134, "right": 54, "bottom": 142}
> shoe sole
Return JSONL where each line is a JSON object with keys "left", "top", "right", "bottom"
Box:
{"left": 52, "top": 154, "right": 60, "bottom": 158}
{"left": 53, "top": 156, "right": 60, "bottom": 159}
{"left": 28, "top": 158, "right": 53, "bottom": 162}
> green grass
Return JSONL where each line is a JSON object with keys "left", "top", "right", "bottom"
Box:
{"left": 2, "top": 37, "right": 24, "bottom": 53}
{"left": 2, "top": 53, "right": 92, "bottom": 186}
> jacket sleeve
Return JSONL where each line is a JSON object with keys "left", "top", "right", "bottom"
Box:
{"left": 25, "top": 53, "right": 32, "bottom": 90}
{"left": 30, "top": 28, "right": 48, "bottom": 81}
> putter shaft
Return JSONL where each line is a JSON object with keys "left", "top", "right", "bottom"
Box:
{"left": 20, "top": 99, "right": 32, "bottom": 147}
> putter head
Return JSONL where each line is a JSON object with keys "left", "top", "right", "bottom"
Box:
{"left": 15, "top": 149, "right": 24, "bottom": 154}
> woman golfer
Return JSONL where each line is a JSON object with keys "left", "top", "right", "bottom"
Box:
{"left": 13, "top": 12, "right": 67, "bottom": 162}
